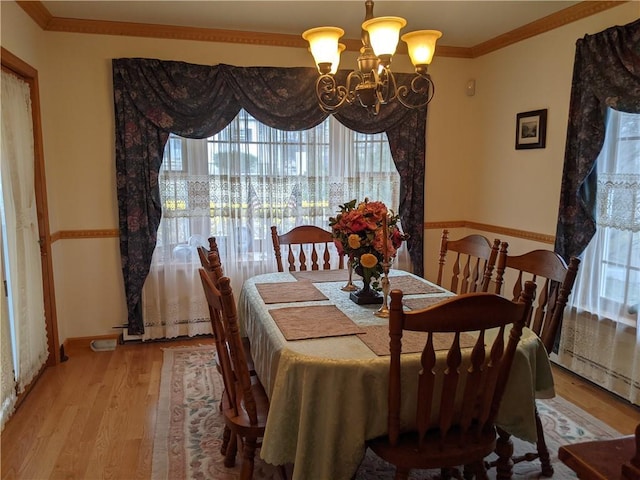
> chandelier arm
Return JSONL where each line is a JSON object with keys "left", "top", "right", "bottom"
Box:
{"left": 379, "top": 67, "right": 399, "bottom": 105}
{"left": 315, "top": 74, "right": 351, "bottom": 112}
{"left": 345, "top": 70, "right": 366, "bottom": 103}
{"left": 396, "top": 73, "right": 435, "bottom": 109}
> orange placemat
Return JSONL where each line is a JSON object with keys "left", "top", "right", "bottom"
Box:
{"left": 291, "top": 270, "right": 356, "bottom": 283}
{"left": 269, "top": 305, "right": 365, "bottom": 341}
{"left": 357, "top": 325, "right": 476, "bottom": 356}
{"left": 403, "top": 296, "right": 449, "bottom": 311}
{"left": 255, "top": 281, "right": 327, "bottom": 304}
{"left": 388, "top": 276, "right": 445, "bottom": 295}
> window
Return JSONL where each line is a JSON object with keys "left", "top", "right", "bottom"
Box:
{"left": 142, "top": 109, "right": 406, "bottom": 340}
{"left": 156, "top": 109, "right": 402, "bottom": 264}
{"left": 573, "top": 109, "right": 640, "bottom": 325}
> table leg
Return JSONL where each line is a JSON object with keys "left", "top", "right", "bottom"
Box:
{"left": 495, "top": 427, "right": 514, "bottom": 480}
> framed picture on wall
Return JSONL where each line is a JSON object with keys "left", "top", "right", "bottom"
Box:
{"left": 515, "top": 109, "right": 547, "bottom": 150}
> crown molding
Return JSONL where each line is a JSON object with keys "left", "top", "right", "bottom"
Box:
{"left": 470, "top": 1, "right": 626, "bottom": 57}
{"left": 17, "top": 1, "right": 624, "bottom": 59}
{"left": 15, "top": 0, "right": 51, "bottom": 29}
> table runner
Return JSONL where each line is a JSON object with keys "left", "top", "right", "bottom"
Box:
{"left": 358, "top": 325, "right": 477, "bottom": 355}
{"left": 269, "top": 304, "right": 365, "bottom": 340}
{"left": 255, "top": 281, "right": 327, "bottom": 304}
{"left": 291, "top": 269, "right": 355, "bottom": 283}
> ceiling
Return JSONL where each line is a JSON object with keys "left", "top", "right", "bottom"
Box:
{"left": 38, "top": 1, "right": 585, "bottom": 49}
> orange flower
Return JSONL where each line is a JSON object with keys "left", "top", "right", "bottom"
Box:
{"left": 360, "top": 253, "right": 378, "bottom": 269}
{"left": 348, "top": 234, "right": 361, "bottom": 249}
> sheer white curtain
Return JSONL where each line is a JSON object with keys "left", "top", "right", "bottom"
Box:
{"left": 1, "top": 71, "right": 49, "bottom": 428}
{"left": 558, "top": 108, "right": 640, "bottom": 405}
{"left": 140, "top": 110, "right": 407, "bottom": 340}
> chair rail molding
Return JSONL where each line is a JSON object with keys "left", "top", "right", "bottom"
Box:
{"left": 50, "top": 229, "right": 119, "bottom": 243}
{"left": 424, "top": 221, "right": 555, "bottom": 245}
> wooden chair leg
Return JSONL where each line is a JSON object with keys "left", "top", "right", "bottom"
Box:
{"left": 277, "top": 464, "right": 288, "bottom": 480}
{"left": 535, "top": 406, "right": 554, "bottom": 477}
{"left": 473, "top": 461, "right": 489, "bottom": 480}
{"left": 463, "top": 464, "right": 474, "bottom": 480}
{"left": 224, "top": 432, "right": 238, "bottom": 468}
{"left": 495, "top": 427, "right": 515, "bottom": 480}
{"left": 240, "top": 436, "right": 258, "bottom": 480}
{"left": 394, "top": 467, "right": 410, "bottom": 480}
{"left": 221, "top": 425, "right": 231, "bottom": 455}
{"left": 441, "top": 467, "right": 457, "bottom": 479}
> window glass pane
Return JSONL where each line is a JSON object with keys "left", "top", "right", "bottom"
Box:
{"left": 614, "top": 112, "right": 640, "bottom": 173}
{"left": 616, "top": 141, "right": 640, "bottom": 173}
{"left": 157, "top": 109, "right": 400, "bottom": 266}
{"left": 629, "top": 231, "right": 640, "bottom": 307}
{"left": 601, "top": 262, "right": 626, "bottom": 302}
{"left": 162, "top": 136, "right": 184, "bottom": 172}
{"left": 628, "top": 269, "right": 639, "bottom": 306}
{"left": 604, "top": 229, "right": 631, "bottom": 264}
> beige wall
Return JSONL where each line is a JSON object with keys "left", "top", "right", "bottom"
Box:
{"left": 422, "top": 2, "right": 639, "bottom": 281}
{"left": 2, "top": 1, "right": 638, "bottom": 342}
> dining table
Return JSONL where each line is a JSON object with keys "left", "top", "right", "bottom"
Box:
{"left": 236, "top": 269, "right": 556, "bottom": 480}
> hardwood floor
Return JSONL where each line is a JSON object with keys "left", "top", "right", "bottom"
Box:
{"left": 1, "top": 337, "right": 214, "bottom": 480}
{"left": 550, "top": 363, "right": 640, "bottom": 434}
{"left": 1, "top": 337, "right": 639, "bottom": 479}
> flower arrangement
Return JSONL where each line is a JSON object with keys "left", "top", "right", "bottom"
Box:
{"left": 329, "top": 198, "right": 408, "bottom": 291}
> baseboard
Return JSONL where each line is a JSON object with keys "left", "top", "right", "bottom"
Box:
{"left": 64, "top": 333, "right": 122, "bottom": 350}
{"left": 550, "top": 358, "right": 640, "bottom": 411}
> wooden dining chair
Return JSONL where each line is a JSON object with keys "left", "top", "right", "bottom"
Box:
{"left": 490, "top": 245, "right": 581, "bottom": 476}
{"left": 199, "top": 270, "right": 283, "bottom": 479}
{"left": 203, "top": 251, "right": 255, "bottom": 374}
{"left": 197, "top": 236, "right": 221, "bottom": 272}
{"left": 367, "top": 281, "right": 536, "bottom": 480}
{"left": 436, "top": 229, "right": 501, "bottom": 294}
{"left": 198, "top": 268, "right": 241, "bottom": 467}
{"left": 271, "top": 225, "right": 344, "bottom": 272}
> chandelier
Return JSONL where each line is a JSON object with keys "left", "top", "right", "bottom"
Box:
{"left": 302, "top": 0, "right": 442, "bottom": 114}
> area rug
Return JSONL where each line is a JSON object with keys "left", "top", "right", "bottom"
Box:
{"left": 152, "top": 346, "right": 621, "bottom": 480}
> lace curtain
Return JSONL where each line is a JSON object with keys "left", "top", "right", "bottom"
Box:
{"left": 1, "top": 70, "right": 49, "bottom": 428}
{"left": 596, "top": 172, "right": 640, "bottom": 231}
{"left": 558, "top": 108, "right": 640, "bottom": 405}
{"left": 140, "top": 111, "right": 408, "bottom": 340}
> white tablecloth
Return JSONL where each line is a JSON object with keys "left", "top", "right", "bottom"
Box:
{"left": 237, "top": 270, "right": 555, "bottom": 480}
